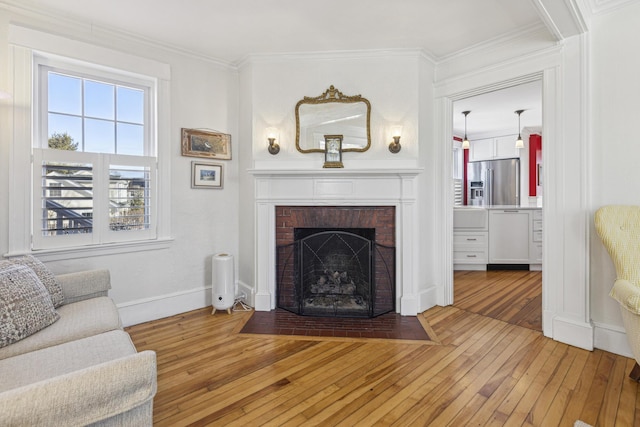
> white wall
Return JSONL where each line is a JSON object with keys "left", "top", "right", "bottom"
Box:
{"left": 0, "top": 7, "right": 240, "bottom": 326}
{"left": 590, "top": 2, "right": 640, "bottom": 353}
{"left": 237, "top": 51, "right": 439, "bottom": 310}
{"left": 244, "top": 51, "right": 423, "bottom": 170}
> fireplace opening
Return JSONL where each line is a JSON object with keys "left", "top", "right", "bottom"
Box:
{"left": 276, "top": 227, "right": 395, "bottom": 318}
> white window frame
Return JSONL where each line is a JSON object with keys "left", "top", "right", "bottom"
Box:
{"left": 7, "top": 25, "right": 172, "bottom": 260}
{"left": 32, "top": 57, "right": 157, "bottom": 250}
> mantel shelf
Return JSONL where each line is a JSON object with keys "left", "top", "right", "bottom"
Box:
{"left": 248, "top": 168, "right": 423, "bottom": 178}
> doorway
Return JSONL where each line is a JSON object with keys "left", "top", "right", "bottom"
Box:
{"left": 451, "top": 80, "right": 543, "bottom": 330}
{"left": 436, "top": 71, "right": 556, "bottom": 336}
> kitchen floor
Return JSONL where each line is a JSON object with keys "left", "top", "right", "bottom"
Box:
{"left": 453, "top": 269, "right": 542, "bottom": 331}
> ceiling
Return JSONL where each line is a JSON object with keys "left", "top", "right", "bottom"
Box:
{"left": 4, "top": 0, "right": 569, "bottom": 136}
{"left": 452, "top": 81, "right": 543, "bottom": 139}
{"left": 10, "top": 0, "right": 550, "bottom": 63}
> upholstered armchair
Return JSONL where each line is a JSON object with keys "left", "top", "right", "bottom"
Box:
{"left": 595, "top": 205, "right": 640, "bottom": 380}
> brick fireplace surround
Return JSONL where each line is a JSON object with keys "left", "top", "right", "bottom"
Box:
{"left": 275, "top": 206, "right": 395, "bottom": 247}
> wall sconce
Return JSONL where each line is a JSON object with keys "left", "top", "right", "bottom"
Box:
{"left": 266, "top": 127, "right": 280, "bottom": 155}
{"left": 389, "top": 125, "right": 402, "bottom": 153}
{"left": 461, "top": 111, "right": 471, "bottom": 150}
{"left": 514, "top": 110, "right": 525, "bottom": 149}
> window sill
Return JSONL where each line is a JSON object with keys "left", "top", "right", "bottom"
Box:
{"left": 4, "top": 238, "right": 174, "bottom": 262}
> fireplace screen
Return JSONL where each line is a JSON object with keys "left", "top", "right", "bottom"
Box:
{"left": 276, "top": 228, "right": 395, "bottom": 318}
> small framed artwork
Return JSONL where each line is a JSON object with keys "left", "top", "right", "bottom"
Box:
{"left": 192, "top": 162, "right": 223, "bottom": 189}
{"left": 181, "top": 128, "right": 232, "bottom": 160}
{"left": 323, "top": 134, "right": 344, "bottom": 168}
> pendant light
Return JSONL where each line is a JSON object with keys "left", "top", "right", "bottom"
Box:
{"left": 462, "top": 110, "right": 470, "bottom": 150}
{"left": 515, "top": 109, "right": 525, "bottom": 149}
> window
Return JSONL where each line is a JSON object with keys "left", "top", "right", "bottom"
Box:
{"left": 32, "top": 57, "right": 157, "bottom": 249}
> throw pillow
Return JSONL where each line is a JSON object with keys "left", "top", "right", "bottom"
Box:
{"left": 11, "top": 255, "right": 64, "bottom": 308}
{"left": 0, "top": 263, "right": 60, "bottom": 348}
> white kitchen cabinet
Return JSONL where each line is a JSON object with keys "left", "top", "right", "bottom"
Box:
{"left": 469, "top": 134, "right": 520, "bottom": 162}
{"left": 529, "top": 209, "right": 543, "bottom": 268}
{"left": 453, "top": 208, "right": 488, "bottom": 270}
{"left": 454, "top": 232, "right": 488, "bottom": 268}
{"left": 469, "top": 138, "right": 494, "bottom": 162}
{"left": 488, "top": 209, "right": 530, "bottom": 264}
{"left": 494, "top": 135, "right": 520, "bottom": 159}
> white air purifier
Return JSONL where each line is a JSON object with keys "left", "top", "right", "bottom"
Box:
{"left": 212, "top": 253, "right": 235, "bottom": 314}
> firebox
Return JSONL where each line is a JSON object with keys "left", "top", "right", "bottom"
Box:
{"left": 276, "top": 227, "right": 395, "bottom": 318}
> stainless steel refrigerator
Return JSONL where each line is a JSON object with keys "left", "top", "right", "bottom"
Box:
{"left": 467, "top": 158, "right": 520, "bottom": 206}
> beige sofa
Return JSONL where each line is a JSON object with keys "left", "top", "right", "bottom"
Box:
{"left": 0, "top": 266, "right": 157, "bottom": 426}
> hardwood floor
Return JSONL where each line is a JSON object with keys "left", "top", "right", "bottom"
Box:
{"left": 126, "top": 274, "right": 638, "bottom": 426}
{"left": 454, "top": 270, "right": 542, "bottom": 331}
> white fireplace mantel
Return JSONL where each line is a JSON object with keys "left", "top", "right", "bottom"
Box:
{"left": 249, "top": 168, "right": 423, "bottom": 315}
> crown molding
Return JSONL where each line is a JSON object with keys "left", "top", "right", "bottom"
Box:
{"left": 0, "top": 1, "right": 237, "bottom": 70}
{"left": 530, "top": 0, "right": 590, "bottom": 39}
{"left": 436, "top": 22, "right": 550, "bottom": 65}
{"left": 587, "top": 0, "right": 639, "bottom": 14}
{"left": 236, "top": 48, "right": 434, "bottom": 70}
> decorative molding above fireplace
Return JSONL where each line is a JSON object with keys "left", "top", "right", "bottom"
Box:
{"left": 249, "top": 168, "right": 422, "bottom": 315}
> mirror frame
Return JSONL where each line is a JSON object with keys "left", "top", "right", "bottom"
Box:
{"left": 295, "top": 85, "right": 372, "bottom": 153}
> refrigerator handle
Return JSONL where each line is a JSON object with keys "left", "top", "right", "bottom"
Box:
{"left": 486, "top": 168, "right": 493, "bottom": 206}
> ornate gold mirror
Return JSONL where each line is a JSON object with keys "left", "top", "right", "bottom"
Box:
{"left": 295, "top": 85, "right": 371, "bottom": 153}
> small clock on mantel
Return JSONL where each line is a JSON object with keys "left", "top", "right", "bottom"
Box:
{"left": 323, "top": 135, "right": 344, "bottom": 168}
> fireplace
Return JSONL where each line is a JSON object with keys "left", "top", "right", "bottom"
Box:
{"left": 250, "top": 168, "right": 422, "bottom": 316}
{"left": 275, "top": 207, "right": 395, "bottom": 318}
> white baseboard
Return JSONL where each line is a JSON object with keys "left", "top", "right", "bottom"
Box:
{"left": 118, "top": 287, "right": 210, "bottom": 327}
{"left": 594, "top": 321, "right": 633, "bottom": 358}
{"left": 453, "top": 264, "right": 487, "bottom": 271}
{"left": 237, "top": 280, "right": 255, "bottom": 308}
{"left": 118, "top": 281, "right": 257, "bottom": 327}
{"left": 418, "top": 285, "right": 438, "bottom": 313}
{"left": 551, "top": 315, "right": 594, "bottom": 351}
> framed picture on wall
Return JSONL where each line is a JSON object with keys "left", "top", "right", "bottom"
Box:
{"left": 191, "top": 162, "right": 223, "bottom": 189}
{"left": 181, "top": 128, "right": 232, "bottom": 160}
{"left": 323, "top": 135, "right": 344, "bottom": 168}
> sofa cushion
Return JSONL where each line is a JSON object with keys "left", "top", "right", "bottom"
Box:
{"left": 0, "top": 330, "right": 136, "bottom": 392}
{"left": 0, "top": 263, "right": 60, "bottom": 349}
{"left": 10, "top": 255, "right": 64, "bottom": 308}
{"left": 0, "top": 296, "right": 121, "bottom": 360}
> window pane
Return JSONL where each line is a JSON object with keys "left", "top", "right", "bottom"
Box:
{"left": 109, "top": 165, "right": 151, "bottom": 232}
{"left": 41, "top": 161, "right": 93, "bottom": 236}
{"left": 85, "top": 118, "right": 115, "bottom": 153}
{"left": 48, "top": 113, "right": 82, "bottom": 150}
{"left": 117, "top": 123, "right": 144, "bottom": 155}
{"left": 48, "top": 72, "right": 81, "bottom": 115}
{"left": 85, "top": 80, "right": 114, "bottom": 120}
{"left": 117, "top": 86, "right": 144, "bottom": 124}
